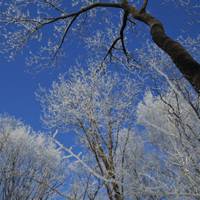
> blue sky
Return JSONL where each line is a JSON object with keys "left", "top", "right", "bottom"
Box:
{"left": 0, "top": 55, "right": 58, "bottom": 131}
{"left": 0, "top": 1, "right": 199, "bottom": 132}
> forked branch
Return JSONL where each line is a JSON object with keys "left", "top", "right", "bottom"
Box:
{"left": 140, "top": 0, "right": 149, "bottom": 13}
{"left": 104, "top": 11, "right": 129, "bottom": 61}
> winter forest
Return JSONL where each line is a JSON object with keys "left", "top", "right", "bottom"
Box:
{"left": 0, "top": 0, "right": 200, "bottom": 199}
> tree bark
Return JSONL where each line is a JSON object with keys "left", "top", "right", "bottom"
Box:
{"left": 151, "top": 23, "right": 200, "bottom": 92}
{"left": 128, "top": 7, "right": 200, "bottom": 92}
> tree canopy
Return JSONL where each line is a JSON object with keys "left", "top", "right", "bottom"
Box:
{"left": 0, "top": 115, "right": 66, "bottom": 200}
{"left": 0, "top": 0, "right": 200, "bottom": 91}
{"left": 0, "top": 1, "right": 200, "bottom": 200}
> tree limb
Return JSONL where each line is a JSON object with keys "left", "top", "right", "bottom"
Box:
{"left": 104, "top": 11, "right": 129, "bottom": 61}
{"left": 140, "top": 0, "right": 149, "bottom": 13}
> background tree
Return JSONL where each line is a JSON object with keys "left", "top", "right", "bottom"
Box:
{"left": 0, "top": 115, "right": 66, "bottom": 200}
{"left": 137, "top": 87, "right": 200, "bottom": 199}
{"left": 38, "top": 66, "right": 157, "bottom": 199}
{"left": 38, "top": 65, "right": 200, "bottom": 199}
{"left": 38, "top": 66, "right": 136, "bottom": 199}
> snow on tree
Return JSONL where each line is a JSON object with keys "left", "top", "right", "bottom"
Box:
{"left": 37, "top": 64, "right": 200, "bottom": 199}
{"left": 0, "top": 0, "right": 199, "bottom": 91}
{"left": 37, "top": 65, "right": 154, "bottom": 199}
{"left": 0, "top": 115, "right": 66, "bottom": 200}
{"left": 137, "top": 88, "right": 200, "bottom": 199}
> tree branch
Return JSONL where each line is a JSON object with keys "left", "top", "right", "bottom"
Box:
{"left": 53, "top": 15, "right": 78, "bottom": 58}
{"left": 43, "top": 0, "right": 66, "bottom": 14}
{"left": 140, "top": 0, "right": 149, "bottom": 13}
{"left": 104, "top": 11, "right": 129, "bottom": 61}
{"left": 41, "top": 2, "right": 123, "bottom": 26}
{"left": 5, "top": 1, "right": 200, "bottom": 92}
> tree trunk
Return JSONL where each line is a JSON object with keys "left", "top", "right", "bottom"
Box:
{"left": 129, "top": 7, "right": 200, "bottom": 92}
{"left": 151, "top": 23, "right": 200, "bottom": 92}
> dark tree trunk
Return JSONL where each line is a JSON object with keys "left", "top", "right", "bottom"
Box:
{"left": 129, "top": 7, "right": 200, "bottom": 92}
{"left": 151, "top": 23, "right": 200, "bottom": 92}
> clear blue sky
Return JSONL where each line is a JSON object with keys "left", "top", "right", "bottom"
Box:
{"left": 0, "top": 1, "right": 198, "bottom": 132}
